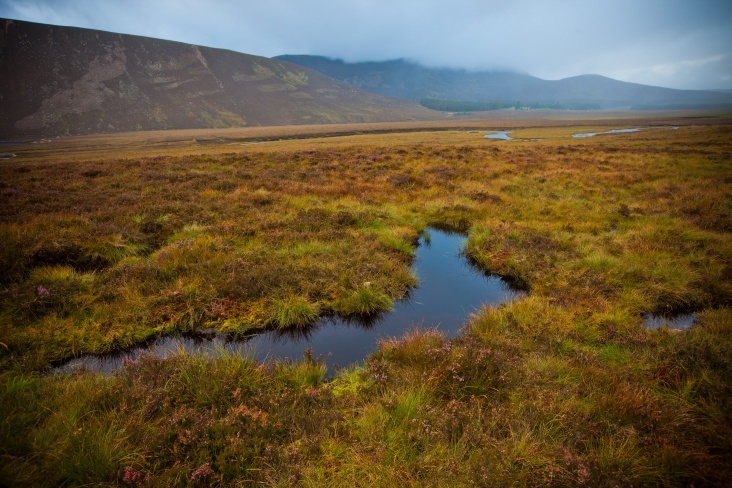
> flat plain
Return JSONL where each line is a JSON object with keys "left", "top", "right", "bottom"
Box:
{"left": 1, "top": 111, "right": 731, "bottom": 486}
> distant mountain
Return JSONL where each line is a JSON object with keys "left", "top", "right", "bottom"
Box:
{"left": 275, "top": 55, "right": 732, "bottom": 109}
{"left": 0, "top": 20, "right": 432, "bottom": 138}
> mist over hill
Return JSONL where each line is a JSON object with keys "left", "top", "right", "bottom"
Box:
{"left": 275, "top": 55, "right": 732, "bottom": 109}
{"left": 3, "top": 18, "right": 730, "bottom": 139}
{"left": 0, "top": 20, "right": 432, "bottom": 138}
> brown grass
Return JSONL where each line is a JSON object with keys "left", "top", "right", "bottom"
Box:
{"left": 1, "top": 114, "right": 731, "bottom": 486}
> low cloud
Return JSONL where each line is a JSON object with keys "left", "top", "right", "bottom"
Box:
{"left": 1, "top": 0, "right": 731, "bottom": 89}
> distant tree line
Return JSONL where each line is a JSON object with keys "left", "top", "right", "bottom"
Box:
{"left": 419, "top": 98, "right": 602, "bottom": 112}
{"left": 630, "top": 103, "right": 732, "bottom": 110}
{"left": 419, "top": 99, "right": 506, "bottom": 111}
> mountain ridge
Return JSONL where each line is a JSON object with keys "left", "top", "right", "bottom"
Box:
{"left": 274, "top": 55, "right": 732, "bottom": 109}
{"left": 0, "top": 19, "right": 433, "bottom": 138}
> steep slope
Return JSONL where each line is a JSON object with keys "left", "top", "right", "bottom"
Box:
{"left": 275, "top": 55, "right": 732, "bottom": 108}
{"left": 0, "top": 20, "right": 432, "bottom": 137}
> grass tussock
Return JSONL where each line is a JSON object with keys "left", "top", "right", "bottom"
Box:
{"left": 273, "top": 297, "right": 320, "bottom": 328}
{"left": 335, "top": 285, "right": 393, "bottom": 316}
{"left": 1, "top": 119, "right": 731, "bottom": 485}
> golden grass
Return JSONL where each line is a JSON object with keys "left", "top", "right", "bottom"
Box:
{"left": 1, "top": 113, "right": 731, "bottom": 486}
{"left": 5, "top": 110, "right": 729, "bottom": 163}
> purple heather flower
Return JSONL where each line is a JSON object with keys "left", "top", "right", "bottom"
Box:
{"left": 191, "top": 463, "right": 214, "bottom": 482}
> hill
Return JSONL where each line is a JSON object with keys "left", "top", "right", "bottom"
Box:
{"left": 0, "top": 20, "right": 432, "bottom": 138}
{"left": 275, "top": 55, "right": 732, "bottom": 109}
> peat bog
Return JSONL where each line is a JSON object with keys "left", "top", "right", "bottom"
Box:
{"left": 1, "top": 116, "right": 731, "bottom": 486}
{"left": 56, "top": 228, "right": 524, "bottom": 374}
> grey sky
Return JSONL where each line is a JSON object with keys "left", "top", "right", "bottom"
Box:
{"left": 1, "top": 0, "right": 731, "bottom": 90}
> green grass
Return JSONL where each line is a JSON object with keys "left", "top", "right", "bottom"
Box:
{"left": 273, "top": 297, "right": 320, "bottom": 328}
{"left": 0, "top": 120, "right": 731, "bottom": 485}
{"left": 335, "top": 285, "right": 393, "bottom": 316}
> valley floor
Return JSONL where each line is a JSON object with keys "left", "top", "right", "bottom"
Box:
{"left": 1, "top": 113, "right": 731, "bottom": 486}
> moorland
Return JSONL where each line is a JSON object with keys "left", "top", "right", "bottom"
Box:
{"left": 1, "top": 112, "right": 731, "bottom": 486}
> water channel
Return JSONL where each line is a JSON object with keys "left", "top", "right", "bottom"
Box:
{"left": 56, "top": 229, "right": 525, "bottom": 374}
{"left": 572, "top": 128, "right": 641, "bottom": 138}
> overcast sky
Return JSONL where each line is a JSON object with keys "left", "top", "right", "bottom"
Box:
{"left": 2, "top": 0, "right": 731, "bottom": 90}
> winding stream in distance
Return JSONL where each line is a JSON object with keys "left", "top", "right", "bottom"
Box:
{"left": 56, "top": 229, "right": 525, "bottom": 374}
{"left": 572, "top": 128, "right": 640, "bottom": 138}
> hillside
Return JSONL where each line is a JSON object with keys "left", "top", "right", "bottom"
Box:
{"left": 275, "top": 55, "right": 732, "bottom": 109}
{"left": 0, "top": 20, "right": 433, "bottom": 138}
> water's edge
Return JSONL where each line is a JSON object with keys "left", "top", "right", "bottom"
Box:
{"left": 54, "top": 229, "right": 525, "bottom": 374}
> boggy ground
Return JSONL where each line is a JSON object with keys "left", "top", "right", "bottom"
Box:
{"left": 1, "top": 117, "right": 731, "bottom": 486}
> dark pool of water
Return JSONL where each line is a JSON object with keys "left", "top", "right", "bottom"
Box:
{"left": 645, "top": 313, "right": 696, "bottom": 331}
{"left": 484, "top": 131, "right": 513, "bottom": 140}
{"left": 55, "top": 229, "right": 525, "bottom": 374}
{"left": 572, "top": 128, "right": 640, "bottom": 138}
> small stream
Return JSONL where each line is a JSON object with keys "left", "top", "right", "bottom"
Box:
{"left": 572, "top": 128, "right": 640, "bottom": 138}
{"left": 56, "top": 229, "right": 525, "bottom": 374}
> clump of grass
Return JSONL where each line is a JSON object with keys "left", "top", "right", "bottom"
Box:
{"left": 273, "top": 297, "right": 320, "bottom": 328}
{"left": 13, "top": 266, "right": 97, "bottom": 322}
{"left": 335, "top": 285, "right": 393, "bottom": 316}
{"left": 374, "top": 226, "right": 418, "bottom": 256}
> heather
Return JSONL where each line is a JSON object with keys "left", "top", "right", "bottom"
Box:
{"left": 1, "top": 118, "right": 730, "bottom": 486}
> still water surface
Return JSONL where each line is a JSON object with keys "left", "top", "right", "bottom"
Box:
{"left": 572, "top": 128, "right": 640, "bottom": 138}
{"left": 645, "top": 313, "right": 696, "bottom": 330}
{"left": 484, "top": 131, "right": 513, "bottom": 140}
{"left": 56, "top": 229, "right": 524, "bottom": 374}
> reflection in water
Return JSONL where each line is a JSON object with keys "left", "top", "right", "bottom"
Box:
{"left": 484, "top": 131, "right": 513, "bottom": 140}
{"left": 645, "top": 313, "right": 696, "bottom": 330}
{"left": 55, "top": 229, "right": 525, "bottom": 374}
